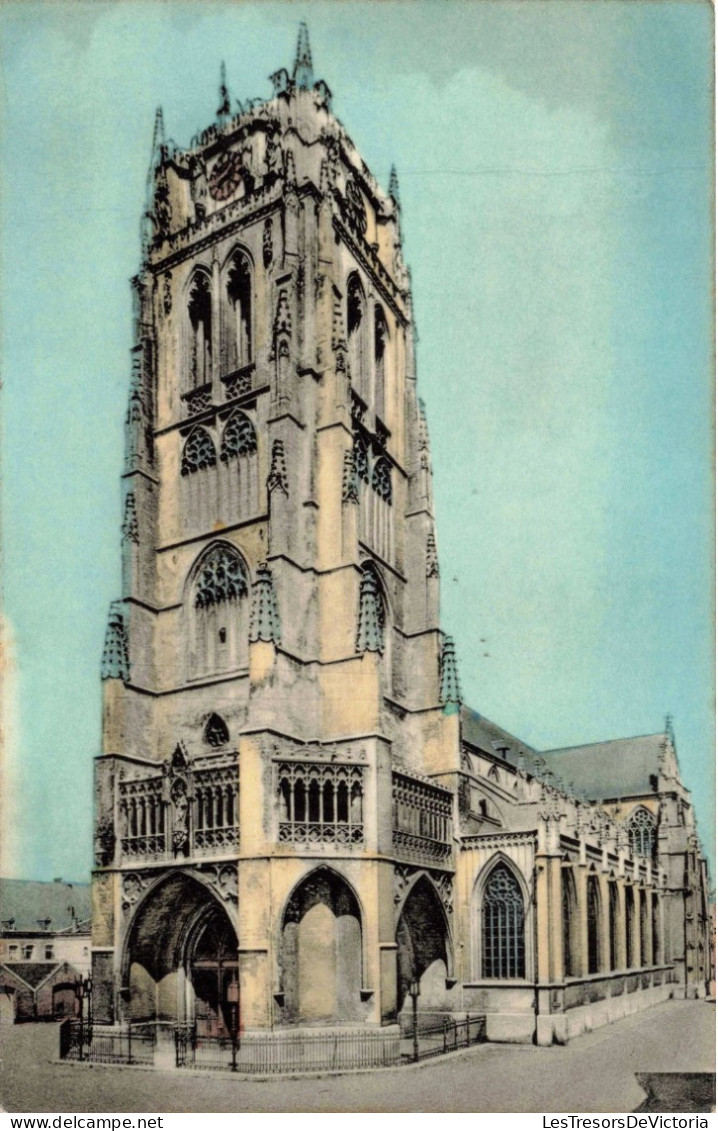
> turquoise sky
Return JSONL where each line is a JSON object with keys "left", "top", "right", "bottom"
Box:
{"left": 1, "top": 0, "right": 714, "bottom": 882}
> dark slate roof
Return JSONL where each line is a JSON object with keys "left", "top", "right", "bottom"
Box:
{"left": 2, "top": 963, "right": 61, "bottom": 989}
{"left": 0, "top": 879, "right": 91, "bottom": 933}
{"left": 542, "top": 734, "right": 665, "bottom": 800}
{"left": 460, "top": 706, "right": 537, "bottom": 765}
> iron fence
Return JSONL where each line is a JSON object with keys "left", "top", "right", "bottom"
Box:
{"left": 399, "top": 1014, "right": 486, "bottom": 1062}
{"left": 175, "top": 1026, "right": 402, "bottom": 1073}
{"left": 59, "top": 1020, "right": 156, "bottom": 1065}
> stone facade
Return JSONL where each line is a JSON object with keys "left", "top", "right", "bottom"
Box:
{"left": 91, "top": 27, "right": 712, "bottom": 1047}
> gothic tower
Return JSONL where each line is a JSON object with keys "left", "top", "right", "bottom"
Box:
{"left": 93, "top": 27, "right": 461, "bottom": 1035}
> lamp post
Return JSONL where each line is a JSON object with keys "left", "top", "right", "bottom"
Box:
{"left": 226, "top": 973, "right": 239, "bottom": 1072}
{"left": 409, "top": 972, "right": 421, "bottom": 1063}
{"left": 74, "top": 975, "right": 92, "bottom": 1061}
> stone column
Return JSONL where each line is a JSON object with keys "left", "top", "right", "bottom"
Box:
{"left": 644, "top": 887, "right": 654, "bottom": 967}
{"left": 630, "top": 884, "right": 642, "bottom": 969}
{"left": 615, "top": 878, "right": 628, "bottom": 970}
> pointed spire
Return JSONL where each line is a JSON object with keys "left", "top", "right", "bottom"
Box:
{"left": 293, "top": 22, "right": 314, "bottom": 91}
{"left": 356, "top": 570, "right": 384, "bottom": 654}
{"left": 217, "top": 61, "right": 231, "bottom": 118}
{"left": 439, "top": 635, "right": 461, "bottom": 706}
{"left": 141, "top": 107, "right": 165, "bottom": 256}
{"left": 101, "top": 602, "right": 129, "bottom": 681}
{"left": 389, "top": 165, "right": 400, "bottom": 207}
{"left": 148, "top": 107, "right": 165, "bottom": 179}
{"left": 664, "top": 712, "right": 675, "bottom": 747}
{"left": 251, "top": 563, "right": 282, "bottom": 644}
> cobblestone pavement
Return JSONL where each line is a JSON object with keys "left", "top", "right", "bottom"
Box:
{"left": 0, "top": 1000, "right": 714, "bottom": 1114}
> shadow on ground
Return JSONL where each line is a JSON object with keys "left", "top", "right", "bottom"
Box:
{"left": 634, "top": 1074, "right": 716, "bottom": 1113}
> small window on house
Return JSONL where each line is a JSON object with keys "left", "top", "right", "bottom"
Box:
{"left": 8, "top": 944, "right": 18, "bottom": 958}
{"left": 45, "top": 945, "right": 54, "bottom": 961}
{"left": 22, "top": 945, "right": 34, "bottom": 960}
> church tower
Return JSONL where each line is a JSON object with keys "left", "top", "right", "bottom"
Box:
{"left": 92, "top": 27, "right": 461, "bottom": 1037}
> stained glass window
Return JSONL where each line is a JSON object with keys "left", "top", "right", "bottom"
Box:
{"left": 482, "top": 864, "right": 525, "bottom": 979}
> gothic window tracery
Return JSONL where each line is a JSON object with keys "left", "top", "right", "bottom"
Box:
{"left": 204, "top": 713, "right": 230, "bottom": 747}
{"left": 627, "top": 807, "right": 656, "bottom": 858}
{"left": 354, "top": 437, "right": 370, "bottom": 485}
{"left": 481, "top": 863, "right": 525, "bottom": 979}
{"left": 189, "top": 544, "right": 250, "bottom": 678}
{"left": 220, "top": 411, "right": 257, "bottom": 461}
{"left": 187, "top": 271, "right": 212, "bottom": 388}
{"left": 181, "top": 427, "right": 217, "bottom": 476}
{"left": 371, "top": 457, "right": 392, "bottom": 504}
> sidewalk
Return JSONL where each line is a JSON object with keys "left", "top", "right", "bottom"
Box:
{"left": 0, "top": 999, "right": 714, "bottom": 1112}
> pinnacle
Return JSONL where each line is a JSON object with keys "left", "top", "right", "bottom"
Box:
{"left": 293, "top": 21, "right": 314, "bottom": 91}
{"left": 389, "top": 164, "right": 400, "bottom": 205}
{"left": 217, "top": 60, "right": 230, "bottom": 118}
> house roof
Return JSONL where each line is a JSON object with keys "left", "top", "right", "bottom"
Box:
{"left": 0, "top": 879, "right": 91, "bottom": 934}
{"left": 542, "top": 733, "right": 666, "bottom": 800}
{"left": 460, "top": 705, "right": 537, "bottom": 765}
{"left": 0, "top": 962, "right": 65, "bottom": 990}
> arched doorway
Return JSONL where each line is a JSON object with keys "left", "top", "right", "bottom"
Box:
{"left": 187, "top": 908, "right": 239, "bottom": 1037}
{"left": 396, "top": 875, "right": 451, "bottom": 1013}
{"left": 279, "top": 868, "right": 363, "bottom": 1024}
{"left": 123, "top": 872, "right": 238, "bottom": 1029}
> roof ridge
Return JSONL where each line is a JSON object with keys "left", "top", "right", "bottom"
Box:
{"left": 543, "top": 732, "right": 665, "bottom": 754}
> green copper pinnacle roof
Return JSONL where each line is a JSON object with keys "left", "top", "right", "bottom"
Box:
{"left": 101, "top": 601, "right": 129, "bottom": 681}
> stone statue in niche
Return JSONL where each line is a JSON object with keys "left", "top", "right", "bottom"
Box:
{"left": 94, "top": 814, "right": 115, "bottom": 867}
{"left": 171, "top": 778, "right": 189, "bottom": 855}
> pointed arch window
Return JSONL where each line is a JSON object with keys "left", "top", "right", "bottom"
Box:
{"left": 562, "top": 868, "right": 575, "bottom": 978}
{"left": 188, "top": 272, "right": 212, "bottom": 388}
{"left": 189, "top": 544, "right": 250, "bottom": 678}
{"left": 609, "top": 881, "right": 619, "bottom": 971}
{"left": 374, "top": 305, "right": 388, "bottom": 420}
{"left": 182, "top": 427, "right": 217, "bottom": 476}
{"left": 220, "top": 411, "right": 257, "bottom": 462}
{"left": 347, "top": 272, "right": 366, "bottom": 397}
{"left": 204, "top": 713, "right": 230, "bottom": 748}
{"left": 587, "top": 874, "right": 601, "bottom": 974}
{"left": 481, "top": 864, "right": 525, "bottom": 979}
{"left": 223, "top": 251, "right": 253, "bottom": 374}
{"left": 627, "top": 808, "right": 656, "bottom": 858}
